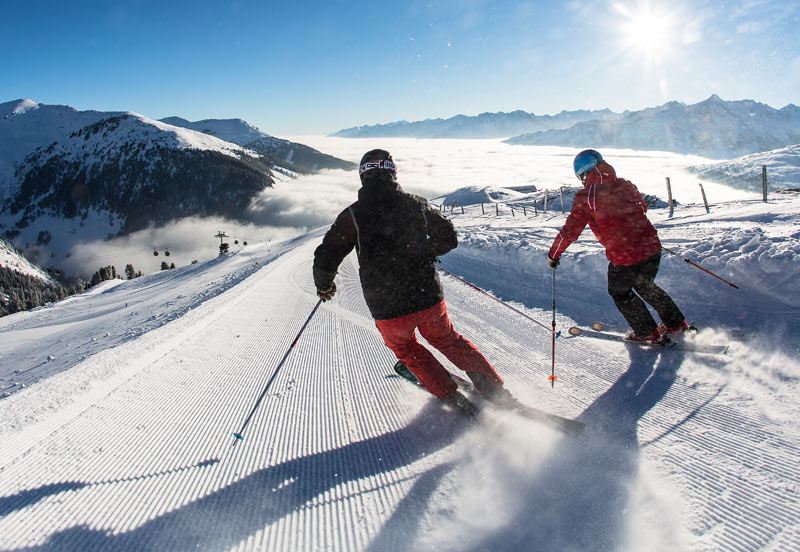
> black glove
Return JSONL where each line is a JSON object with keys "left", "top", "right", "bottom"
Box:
{"left": 547, "top": 256, "right": 560, "bottom": 269}
{"left": 317, "top": 282, "right": 336, "bottom": 302}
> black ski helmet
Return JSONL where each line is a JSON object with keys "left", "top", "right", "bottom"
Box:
{"left": 359, "top": 149, "right": 397, "bottom": 180}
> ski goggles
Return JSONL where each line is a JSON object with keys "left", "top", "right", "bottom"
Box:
{"left": 359, "top": 159, "right": 397, "bottom": 175}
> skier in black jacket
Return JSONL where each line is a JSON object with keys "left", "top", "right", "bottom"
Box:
{"left": 313, "top": 149, "right": 508, "bottom": 411}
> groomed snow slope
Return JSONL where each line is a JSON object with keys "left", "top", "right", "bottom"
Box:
{"left": 1, "top": 195, "right": 799, "bottom": 551}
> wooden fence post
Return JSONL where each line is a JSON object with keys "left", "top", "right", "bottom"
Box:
{"left": 523, "top": 206, "right": 527, "bottom": 216}
{"left": 762, "top": 165, "right": 768, "bottom": 203}
{"left": 511, "top": 207, "right": 515, "bottom": 217}
{"left": 534, "top": 201, "right": 538, "bottom": 216}
{"left": 461, "top": 205, "right": 464, "bottom": 214}
{"left": 698, "top": 183, "right": 710, "bottom": 214}
{"left": 481, "top": 202, "right": 485, "bottom": 215}
{"left": 666, "top": 177, "right": 674, "bottom": 218}
{"left": 496, "top": 203, "right": 499, "bottom": 216}
{"left": 560, "top": 187, "right": 565, "bottom": 214}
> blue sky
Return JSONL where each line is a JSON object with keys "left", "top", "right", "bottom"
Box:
{"left": 2, "top": 0, "right": 798, "bottom": 136}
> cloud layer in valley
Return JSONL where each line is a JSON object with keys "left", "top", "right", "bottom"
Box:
{"left": 55, "top": 138, "right": 760, "bottom": 278}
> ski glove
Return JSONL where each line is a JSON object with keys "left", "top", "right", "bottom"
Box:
{"left": 317, "top": 282, "right": 337, "bottom": 302}
{"left": 547, "top": 256, "right": 560, "bottom": 269}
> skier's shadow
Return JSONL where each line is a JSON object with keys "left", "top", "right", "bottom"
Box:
{"left": 0, "top": 482, "right": 87, "bottom": 517}
{"left": 21, "top": 402, "right": 469, "bottom": 552}
{"left": 465, "top": 345, "right": 683, "bottom": 552}
{"left": 0, "top": 459, "right": 220, "bottom": 518}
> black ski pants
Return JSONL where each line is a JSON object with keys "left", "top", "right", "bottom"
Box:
{"left": 607, "top": 252, "right": 684, "bottom": 337}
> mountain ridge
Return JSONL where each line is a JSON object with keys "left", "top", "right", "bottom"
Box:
{"left": 330, "top": 95, "right": 800, "bottom": 158}
{"left": 160, "top": 116, "right": 355, "bottom": 173}
{"left": 506, "top": 95, "right": 800, "bottom": 158}
{"left": 331, "top": 108, "right": 623, "bottom": 139}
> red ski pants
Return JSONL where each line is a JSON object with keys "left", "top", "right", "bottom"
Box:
{"left": 375, "top": 300, "right": 502, "bottom": 399}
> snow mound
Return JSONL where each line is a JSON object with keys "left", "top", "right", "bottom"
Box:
{"left": 690, "top": 144, "right": 800, "bottom": 191}
{"left": 438, "top": 186, "right": 523, "bottom": 206}
{"left": 678, "top": 227, "right": 800, "bottom": 307}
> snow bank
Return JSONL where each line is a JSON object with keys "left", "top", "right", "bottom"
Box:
{"left": 691, "top": 144, "right": 800, "bottom": 191}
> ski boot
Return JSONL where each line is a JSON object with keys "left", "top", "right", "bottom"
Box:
{"left": 625, "top": 327, "right": 667, "bottom": 344}
{"left": 659, "top": 320, "right": 697, "bottom": 336}
{"left": 442, "top": 390, "right": 479, "bottom": 418}
{"left": 466, "top": 372, "right": 518, "bottom": 409}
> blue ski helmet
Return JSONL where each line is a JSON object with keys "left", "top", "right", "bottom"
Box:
{"left": 573, "top": 149, "right": 603, "bottom": 180}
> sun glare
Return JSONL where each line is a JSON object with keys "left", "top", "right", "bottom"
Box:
{"left": 616, "top": 2, "right": 676, "bottom": 66}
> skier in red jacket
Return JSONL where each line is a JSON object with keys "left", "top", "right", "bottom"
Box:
{"left": 547, "top": 150, "right": 688, "bottom": 343}
{"left": 313, "top": 149, "right": 510, "bottom": 415}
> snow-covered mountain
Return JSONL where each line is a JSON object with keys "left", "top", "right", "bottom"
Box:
{"left": 0, "top": 99, "right": 356, "bottom": 274}
{"left": 161, "top": 116, "right": 356, "bottom": 173}
{"left": 690, "top": 144, "right": 800, "bottom": 192}
{"left": 158, "top": 116, "right": 271, "bottom": 146}
{"left": 0, "top": 100, "right": 117, "bottom": 168}
{"left": 330, "top": 108, "right": 621, "bottom": 139}
{"left": 0, "top": 238, "right": 54, "bottom": 283}
{"left": 506, "top": 95, "right": 800, "bottom": 159}
{"left": 2, "top": 109, "right": 272, "bottom": 235}
{"left": 0, "top": 238, "right": 64, "bottom": 317}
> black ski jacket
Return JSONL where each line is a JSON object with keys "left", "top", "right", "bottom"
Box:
{"left": 313, "top": 177, "right": 457, "bottom": 320}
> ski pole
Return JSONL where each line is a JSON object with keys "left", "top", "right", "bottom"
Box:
{"left": 549, "top": 268, "right": 557, "bottom": 388}
{"left": 436, "top": 264, "right": 557, "bottom": 335}
{"left": 231, "top": 298, "right": 323, "bottom": 447}
{"left": 661, "top": 246, "right": 739, "bottom": 289}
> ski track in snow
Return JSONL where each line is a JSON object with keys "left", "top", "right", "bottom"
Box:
{"left": 1, "top": 208, "right": 800, "bottom": 550}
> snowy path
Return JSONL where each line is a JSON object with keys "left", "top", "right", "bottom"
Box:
{"left": 1, "top": 229, "right": 800, "bottom": 551}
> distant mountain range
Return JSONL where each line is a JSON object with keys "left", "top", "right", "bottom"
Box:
{"left": 332, "top": 95, "right": 800, "bottom": 160}
{"left": 331, "top": 109, "right": 622, "bottom": 139}
{"left": 505, "top": 95, "right": 800, "bottom": 159}
{"left": 0, "top": 99, "right": 355, "bottom": 271}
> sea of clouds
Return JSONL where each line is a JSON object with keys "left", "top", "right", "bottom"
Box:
{"left": 65, "top": 138, "right": 759, "bottom": 277}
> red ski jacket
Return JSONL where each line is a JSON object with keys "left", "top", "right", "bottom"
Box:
{"left": 548, "top": 162, "right": 661, "bottom": 266}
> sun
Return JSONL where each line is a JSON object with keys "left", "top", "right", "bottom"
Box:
{"left": 616, "top": 1, "right": 676, "bottom": 66}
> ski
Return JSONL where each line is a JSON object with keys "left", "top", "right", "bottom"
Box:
{"left": 569, "top": 326, "right": 729, "bottom": 355}
{"left": 591, "top": 321, "right": 754, "bottom": 341}
{"left": 393, "top": 361, "right": 585, "bottom": 436}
